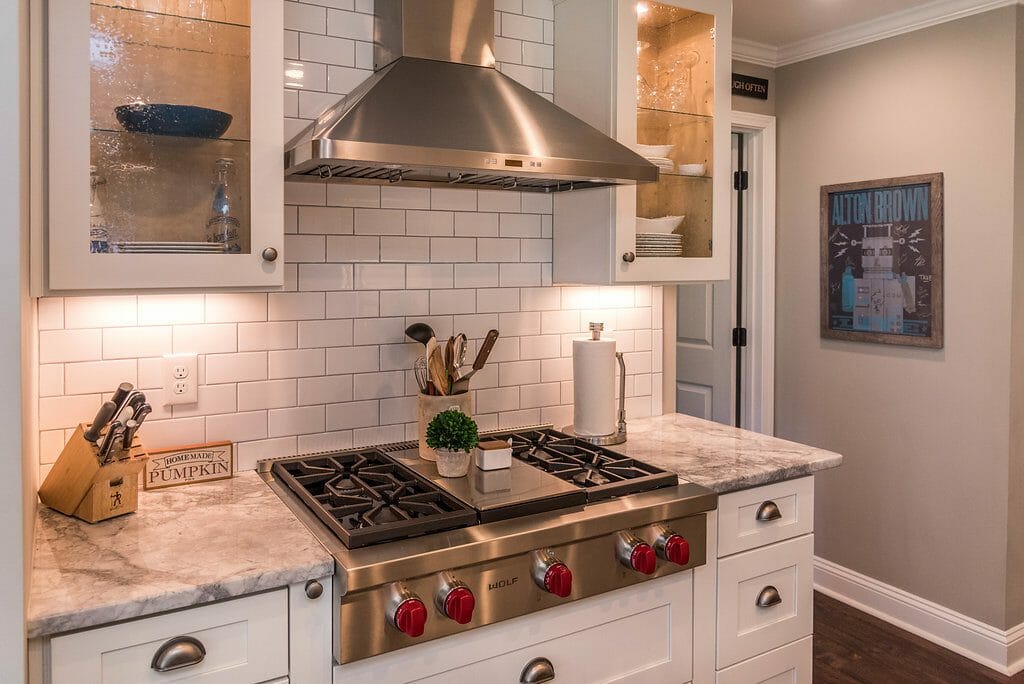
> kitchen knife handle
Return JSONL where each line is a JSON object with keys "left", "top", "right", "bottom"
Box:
{"left": 473, "top": 329, "right": 500, "bottom": 370}
{"left": 83, "top": 401, "right": 117, "bottom": 442}
{"left": 97, "top": 420, "right": 122, "bottom": 464}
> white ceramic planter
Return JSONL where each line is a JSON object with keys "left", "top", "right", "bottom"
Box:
{"left": 435, "top": 448, "right": 471, "bottom": 478}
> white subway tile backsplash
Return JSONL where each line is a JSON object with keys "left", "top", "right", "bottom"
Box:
{"left": 173, "top": 324, "right": 237, "bottom": 354}
{"left": 103, "top": 326, "right": 172, "bottom": 360}
{"left": 34, "top": 1, "right": 658, "bottom": 480}
{"left": 326, "top": 399, "right": 379, "bottom": 430}
{"left": 269, "top": 348, "right": 327, "bottom": 378}
{"left": 40, "top": 430, "right": 65, "bottom": 465}
{"left": 238, "top": 379, "right": 297, "bottom": 411}
{"left": 381, "top": 186, "right": 430, "bottom": 210}
{"left": 65, "top": 296, "right": 137, "bottom": 329}
{"left": 269, "top": 405, "right": 326, "bottom": 437}
{"left": 328, "top": 184, "right": 380, "bottom": 208}
{"left": 298, "top": 375, "right": 353, "bottom": 405}
{"left": 238, "top": 322, "right": 298, "bottom": 351}
{"left": 205, "top": 293, "right": 267, "bottom": 323}
{"left": 40, "top": 329, "right": 102, "bottom": 364}
{"left": 207, "top": 352, "right": 268, "bottom": 384}
{"left": 327, "top": 291, "right": 380, "bottom": 319}
{"left": 406, "top": 264, "right": 454, "bottom": 289}
{"left": 353, "top": 316, "right": 406, "bottom": 344}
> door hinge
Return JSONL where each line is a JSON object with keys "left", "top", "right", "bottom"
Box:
{"left": 731, "top": 327, "right": 748, "bottom": 347}
{"left": 733, "top": 170, "right": 749, "bottom": 191}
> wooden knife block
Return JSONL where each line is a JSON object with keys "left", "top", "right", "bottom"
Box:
{"left": 38, "top": 424, "right": 148, "bottom": 523}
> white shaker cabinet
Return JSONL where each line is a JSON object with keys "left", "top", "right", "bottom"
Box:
{"left": 552, "top": 0, "right": 733, "bottom": 284}
{"left": 40, "top": 0, "right": 283, "bottom": 292}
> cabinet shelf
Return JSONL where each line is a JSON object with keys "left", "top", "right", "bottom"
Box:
{"left": 91, "top": 127, "right": 251, "bottom": 144}
{"left": 637, "top": 106, "right": 712, "bottom": 121}
{"left": 91, "top": 1, "right": 251, "bottom": 29}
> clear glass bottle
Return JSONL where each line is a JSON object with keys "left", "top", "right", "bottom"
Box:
{"left": 89, "top": 165, "right": 109, "bottom": 254}
{"left": 205, "top": 157, "right": 241, "bottom": 253}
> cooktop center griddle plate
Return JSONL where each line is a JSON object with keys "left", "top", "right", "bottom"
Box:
{"left": 271, "top": 450, "right": 477, "bottom": 548}
{"left": 387, "top": 446, "right": 587, "bottom": 523}
{"left": 493, "top": 429, "right": 679, "bottom": 501}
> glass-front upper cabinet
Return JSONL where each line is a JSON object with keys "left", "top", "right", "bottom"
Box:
{"left": 552, "top": 0, "right": 731, "bottom": 283}
{"left": 43, "top": 1, "right": 282, "bottom": 291}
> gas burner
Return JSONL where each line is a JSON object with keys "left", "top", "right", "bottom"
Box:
{"left": 272, "top": 451, "right": 476, "bottom": 548}
{"left": 497, "top": 429, "right": 679, "bottom": 501}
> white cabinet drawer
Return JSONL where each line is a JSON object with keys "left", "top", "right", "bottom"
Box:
{"left": 718, "top": 477, "right": 813, "bottom": 557}
{"left": 717, "top": 535, "right": 813, "bottom": 668}
{"left": 51, "top": 590, "right": 288, "bottom": 684}
{"left": 716, "top": 636, "right": 812, "bottom": 684}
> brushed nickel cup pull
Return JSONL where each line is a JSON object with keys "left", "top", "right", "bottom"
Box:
{"left": 622, "top": 251, "right": 636, "bottom": 263}
{"left": 756, "top": 585, "right": 782, "bottom": 609}
{"left": 151, "top": 635, "right": 206, "bottom": 672}
{"left": 305, "top": 579, "right": 324, "bottom": 599}
{"left": 261, "top": 246, "right": 279, "bottom": 262}
{"left": 520, "top": 656, "right": 556, "bottom": 683}
{"left": 755, "top": 500, "right": 782, "bottom": 522}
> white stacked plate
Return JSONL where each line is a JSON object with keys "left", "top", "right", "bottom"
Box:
{"left": 647, "top": 157, "right": 675, "bottom": 173}
{"left": 111, "top": 241, "right": 227, "bottom": 254}
{"left": 636, "top": 232, "right": 684, "bottom": 257}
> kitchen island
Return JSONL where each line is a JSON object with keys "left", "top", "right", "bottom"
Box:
{"left": 27, "top": 414, "right": 840, "bottom": 684}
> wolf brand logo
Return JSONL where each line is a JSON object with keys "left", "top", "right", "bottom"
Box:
{"left": 488, "top": 576, "right": 519, "bottom": 591}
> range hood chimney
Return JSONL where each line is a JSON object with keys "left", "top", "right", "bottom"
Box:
{"left": 283, "top": 0, "right": 658, "bottom": 193}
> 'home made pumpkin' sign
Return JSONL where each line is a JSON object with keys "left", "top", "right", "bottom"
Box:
{"left": 144, "top": 441, "right": 234, "bottom": 490}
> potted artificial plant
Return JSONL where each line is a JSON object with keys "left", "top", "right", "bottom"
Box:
{"left": 425, "top": 408, "right": 479, "bottom": 477}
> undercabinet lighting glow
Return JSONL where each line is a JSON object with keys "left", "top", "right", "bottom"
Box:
{"left": 636, "top": 2, "right": 649, "bottom": 16}
{"left": 284, "top": 68, "right": 304, "bottom": 80}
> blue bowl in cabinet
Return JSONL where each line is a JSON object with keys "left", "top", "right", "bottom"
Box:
{"left": 115, "top": 103, "right": 233, "bottom": 139}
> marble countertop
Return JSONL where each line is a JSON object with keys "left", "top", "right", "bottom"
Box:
{"left": 27, "top": 471, "right": 333, "bottom": 639}
{"left": 618, "top": 414, "right": 843, "bottom": 493}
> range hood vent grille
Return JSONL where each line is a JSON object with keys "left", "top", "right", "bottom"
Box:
{"left": 295, "top": 164, "right": 611, "bottom": 193}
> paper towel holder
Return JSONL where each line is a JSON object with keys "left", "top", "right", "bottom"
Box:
{"left": 563, "top": 323, "right": 628, "bottom": 446}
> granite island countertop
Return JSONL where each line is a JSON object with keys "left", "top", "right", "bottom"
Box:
{"left": 27, "top": 471, "right": 333, "bottom": 639}
{"left": 617, "top": 414, "right": 843, "bottom": 493}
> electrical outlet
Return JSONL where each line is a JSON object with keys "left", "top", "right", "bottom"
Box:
{"left": 163, "top": 353, "right": 198, "bottom": 406}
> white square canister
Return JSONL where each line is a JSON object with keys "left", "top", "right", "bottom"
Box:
{"left": 474, "top": 440, "right": 512, "bottom": 470}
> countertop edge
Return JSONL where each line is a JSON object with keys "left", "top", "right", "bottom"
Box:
{"left": 698, "top": 453, "right": 844, "bottom": 493}
{"left": 26, "top": 557, "right": 335, "bottom": 639}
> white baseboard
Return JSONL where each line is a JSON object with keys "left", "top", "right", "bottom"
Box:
{"left": 814, "top": 556, "right": 1024, "bottom": 676}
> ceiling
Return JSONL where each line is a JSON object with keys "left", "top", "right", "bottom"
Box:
{"left": 733, "top": 0, "right": 947, "bottom": 48}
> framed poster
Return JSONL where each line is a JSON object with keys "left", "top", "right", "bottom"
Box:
{"left": 820, "top": 173, "right": 943, "bottom": 348}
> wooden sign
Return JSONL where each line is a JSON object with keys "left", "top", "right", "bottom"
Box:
{"left": 820, "top": 173, "right": 944, "bottom": 348}
{"left": 144, "top": 441, "right": 234, "bottom": 490}
{"left": 732, "top": 73, "right": 769, "bottom": 100}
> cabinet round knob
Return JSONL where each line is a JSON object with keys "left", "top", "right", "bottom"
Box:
{"left": 520, "top": 657, "right": 555, "bottom": 683}
{"left": 622, "top": 251, "right": 636, "bottom": 263}
{"left": 305, "top": 579, "right": 324, "bottom": 600}
{"left": 151, "top": 635, "right": 206, "bottom": 672}
{"left": 262, "top": 247, "right": 279, "bottom": 262}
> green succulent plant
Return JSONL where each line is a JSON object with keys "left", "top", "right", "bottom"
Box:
{"left": 425, "top": 409, "right": 479, "bottom": 453}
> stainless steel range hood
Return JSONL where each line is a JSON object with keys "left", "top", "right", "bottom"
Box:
{"left": 283, "top": 0, "right": 658, "bottom": 193}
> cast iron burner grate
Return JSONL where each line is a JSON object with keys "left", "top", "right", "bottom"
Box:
{"left": 494, "top": 429, "right": 678, "bottom": 502}
{"left": 272, "top": 450, "right": 477, "bottom": 548}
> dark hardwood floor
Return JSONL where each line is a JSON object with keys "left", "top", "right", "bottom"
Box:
{"left": 814, "top": 592, "right": 1024, "bottom": 683}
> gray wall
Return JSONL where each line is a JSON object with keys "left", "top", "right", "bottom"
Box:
{"left": 775, "top": 7, "right": 1018, "bottom": 628}
{"left": 731, "top": 59, "right": 775, "bottom": 116}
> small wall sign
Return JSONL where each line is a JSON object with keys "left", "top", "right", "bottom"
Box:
{"left": 144, "top": 441, "right": 234, "bottom": 490}
{"left": 732, "top": 73, "right": 769, "bottom": 100}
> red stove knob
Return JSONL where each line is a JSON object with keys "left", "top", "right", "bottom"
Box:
{"left": 392, "top": 598, "right": 427, "bottom": 637}
{"left": 660, "top": 534, "right": 690, "bottom": 566}
{"left": 543, "top": 563, "right": 573, "bottom": 597}
{"left": 618, "top": 533, "right": 657, "bottom": 575}
{"left": 533, "top": 550, "right": 573, "bottom": 598}
{"left": 442, "top": 586, "right": 476, "bottom": 624}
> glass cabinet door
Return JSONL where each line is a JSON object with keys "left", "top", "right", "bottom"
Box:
{"left": 46, "top": 1, "right": 282, "bottom": 291}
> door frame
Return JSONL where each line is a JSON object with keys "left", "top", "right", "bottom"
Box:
{"left": 661, "top": 111, "right": 776, "bottom": 434}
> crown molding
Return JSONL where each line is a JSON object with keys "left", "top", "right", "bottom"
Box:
{"left": 733, "top": 0, "right": 1020, "bottom": 69}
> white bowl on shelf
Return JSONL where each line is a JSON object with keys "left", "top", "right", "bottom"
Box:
{"left": 677, "top": 163, "right": 706, "bottom": 176}
{"left": 635, "top": 143, "right": 674, "bottom": 159}
{"left": 636, "top": 215, "right": 685, "bottom": 234}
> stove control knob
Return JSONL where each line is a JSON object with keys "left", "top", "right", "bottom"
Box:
{"left": 441, "top": 586, "right": 476, "bottom": 624}
{"left": 532, "top": 551, "right": 573, "bottom": 598}
{"left": 656, "top": 532, "right": 691, "bottom": 566}
{"left": 617, "top": 533, "right": 657, "bottom": 575}
{"left": 392, "top": 598, "right": 427, "bottom": 637}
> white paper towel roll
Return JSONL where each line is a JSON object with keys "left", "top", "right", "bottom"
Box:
{"left": 573, "top": 337, "right": 617, "bottom": 436}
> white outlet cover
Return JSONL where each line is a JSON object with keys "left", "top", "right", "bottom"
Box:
{"left": 163, "top": 353, "right": 198, "bottom": 405}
